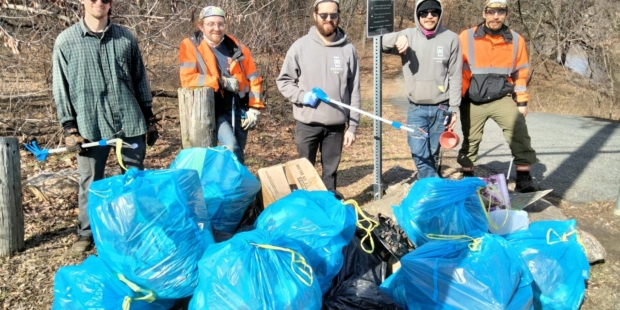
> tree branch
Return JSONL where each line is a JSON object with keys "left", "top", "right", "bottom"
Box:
{"left": 0, "top": 3, "right": 76, "bottom": 24}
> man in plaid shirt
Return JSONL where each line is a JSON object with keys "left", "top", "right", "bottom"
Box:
{"left": 52, "top": 0, "right": 158, "bottom": 252}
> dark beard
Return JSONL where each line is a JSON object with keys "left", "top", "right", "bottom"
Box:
{"left": 315, "top": 19, "right": 338, "bottom": 38}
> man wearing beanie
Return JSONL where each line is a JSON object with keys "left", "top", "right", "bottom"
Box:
{"left": 382, "top": 0, "right": 462, "bottom": 179}
{"left": 277, "top": 0, "right": 361, "bottom": 199}
{"left": 179, "top": 6, "right": 264, "bottom": 164}
{"left": 458, "top": 0, "right": 540, "bottom": 192}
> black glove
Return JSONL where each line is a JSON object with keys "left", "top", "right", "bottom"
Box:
{"left": 64, "top": 127, "right": 85, "bottom": 154}
{"left": 146, "top": 117, "right": 159, "bottom": 147}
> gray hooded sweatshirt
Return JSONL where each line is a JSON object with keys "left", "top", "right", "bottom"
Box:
{"left": 382, "top": 0, "right": 462, "bottom": 107}
{"left": 276, "top": 26, "right": 361, "bottom": 133}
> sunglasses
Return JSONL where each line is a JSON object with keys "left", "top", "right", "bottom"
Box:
{"left": 91, "top": 0, "right": 111, "bottom": 3}
{"left": 419, "top": 10, "right": 439, "bottom": 18}
{"left": 485, "top": 9, "right": 507, "bottom": 16}
{"left": 317, "top": 12, "right": 339, "bottom": 20}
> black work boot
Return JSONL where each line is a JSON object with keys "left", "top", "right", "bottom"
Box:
{"left": 461, "top": 167, "right": 475, "bottom": 178}
{"left": 515, "top": 171, "right": 540, "bottom": 193}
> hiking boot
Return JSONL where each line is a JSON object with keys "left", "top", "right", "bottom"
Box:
{"left": 72, "top": 235, "right": 93, "bottom": 253}
{"left": 329, "top": 189, "right": 345, "bottom": 201}
{"left": 515, "top": 173, "right": 540, "bottom": 193}
{"left": 462, "top": 171, "right": 475, "bottom": 178}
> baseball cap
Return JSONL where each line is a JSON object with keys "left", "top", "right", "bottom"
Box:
{"left": 314, "top": 0, "right": 340, "bottom": 8}
{"left": 199, "top": 6, "right": 225, "bottom": 19}
{"left": 486, "top": 0, "right": 508, "bottom": 8}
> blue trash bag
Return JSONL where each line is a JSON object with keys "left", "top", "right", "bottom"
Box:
{"left": 255, "top": 190, "right": 357, "bottom": 294}
{"left": 170, "top": 146, "right": 262, "bottom": 233}
{"left": 189, "top": 229, "right": 323, "bottom": 310}
{"left": 392, "top": 177, "right": 488, "bottom": 247}
{"left": 380, "top": 232, "right": 534, "bottom": 310}
{"left": 88, "top": 168, "right": 214, "bottom": 299}
{"left": 504, "top": 220, "right": 590, "bottom": 310}
{"left": 52, "top": 255, "right": 174, "bottom": 310}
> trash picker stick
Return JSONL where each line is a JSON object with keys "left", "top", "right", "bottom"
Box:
{"left": 47, "top": 139, "right": 137, "bottom": 155}
{"left": 312, "top": 87, "right": 425, "bottom": 136}
{"left": 506, "top": 156, "right": 514, "bottom": 181}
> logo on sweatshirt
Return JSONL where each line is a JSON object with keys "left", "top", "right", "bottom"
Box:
{"left": 437, "top": 46, "right": 444, "bottom": 58}
{"left": 331, "top": 56, "right": 343, "bottom": 74}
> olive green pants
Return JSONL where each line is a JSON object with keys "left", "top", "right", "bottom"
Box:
{"left": 457, "top": 96, "right": 537, "bottom": 168}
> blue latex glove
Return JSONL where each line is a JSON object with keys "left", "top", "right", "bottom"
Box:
{"left": 312, "top": 87, "right": 331, "bottom": 102}
{"left": 303, "top": 91, "right": 319, "bottom": 107}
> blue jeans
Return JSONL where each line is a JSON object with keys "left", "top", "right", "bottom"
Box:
{"left": 216, "top": 108, "right": 248, "bottom": 164}
{"left": 407, "top": 102, "right": 448, "bottom": 178}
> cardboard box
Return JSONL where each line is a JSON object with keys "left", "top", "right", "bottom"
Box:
{"left": 257, "top": 158, "right": 327, "bottom": 208}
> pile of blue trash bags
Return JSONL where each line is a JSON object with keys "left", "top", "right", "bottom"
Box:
{"left": 52, "top": 148, "right": 590, "bottom": 309}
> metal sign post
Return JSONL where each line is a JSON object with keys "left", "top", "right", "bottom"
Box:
{"left": 372, "top": 37, "right": 383, "bottom": 201}
{"left": 367, "top": 0, "right": 394, "bottom": 201}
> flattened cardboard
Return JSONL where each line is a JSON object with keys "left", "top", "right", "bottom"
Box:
{"left": 257, "top": 158, "right": 326, "bottom": 208}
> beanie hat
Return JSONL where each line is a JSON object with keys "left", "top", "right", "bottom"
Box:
{"left": 314, "top": 0, "right": 340, "bottom": 8}
{"left": 417, "top": 0, "right": 441, "bottom": 14}
{"left": 486, "top": 0, "right": 508, "bottom": 9}
{"left": 199, "top": 6, "right": 225, "bottom": 19}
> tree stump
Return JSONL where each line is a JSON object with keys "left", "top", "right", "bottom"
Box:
{"left": 0, "top": 137, "right": 24, "bottom": 257}
{"left": 178, "top": 88, "right": 217, "bottom": 149}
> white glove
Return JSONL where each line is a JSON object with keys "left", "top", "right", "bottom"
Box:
{"left": 241, "top": 108, "right": 260, "bottom": 130}
{"left": 219, "top": 76, "right": 238, "bottom": 92}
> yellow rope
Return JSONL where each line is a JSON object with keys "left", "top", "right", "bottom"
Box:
{"left": 427, "top": 234, "right": 483, "bottom": 252}
{"left": 117, "top": 274, "right": 156, "bottom": 310}
{"left": 481, "top": 184, "right": 510, "bottom": 231}
{"left": 344, "top": 199, "right": 378, "bottom": 254}
{"left": 116, "top": 138, "right": 128, "bottom": 171}
{"left": 477, "top": 188, "right": 500, "bottom": 231}
{"left": 251, "top": 243, "right": 314, "bottom": 287}
{"left": 88, "top": 189, "right": 111, "bottom": 198}
{"left": 546, "top": 228, "right": 588, "bottom": 255}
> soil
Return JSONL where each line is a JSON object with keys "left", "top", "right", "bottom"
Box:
{"left": 1, "top": 49, "right": 619, "bottom": 310}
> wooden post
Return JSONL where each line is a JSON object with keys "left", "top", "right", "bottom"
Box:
{"left": 178, "top": 88, "right": 217, "bottom": 149}
{"left": 0, "top": 137, "right": 24, "bottom": 257}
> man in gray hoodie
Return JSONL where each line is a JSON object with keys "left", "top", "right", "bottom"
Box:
{"left": 382, "top": 0, "right": 462, "bottom": 178}
{"left": 276, "top": 0, "right": 361, "bottom": 197}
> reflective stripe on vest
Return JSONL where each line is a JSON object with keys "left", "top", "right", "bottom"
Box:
{"left": 466, "top": 28, "right": 520, "bottom": 75}
{"left": 192, "top": 44, "right": 209, "bottom": 87}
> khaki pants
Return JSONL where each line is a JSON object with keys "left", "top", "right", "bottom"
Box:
{"left": 457, "top": 96, "right": 537, "bottom": 168}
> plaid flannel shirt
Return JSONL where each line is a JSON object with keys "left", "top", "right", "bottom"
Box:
{"left": 53, "top": 19, "right": 152, "bottom": 141}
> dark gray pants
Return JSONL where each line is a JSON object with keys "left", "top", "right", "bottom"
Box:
{"left": 295, "top": 121, "right": 345, "bottom": 191}
{"left": 77, "top": 136, "right": 146, "bottom": 237}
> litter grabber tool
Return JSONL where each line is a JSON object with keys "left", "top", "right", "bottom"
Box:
{"left": 24, "top": 139, "right": 138, "bottom": 161}
{"left": 311, "top": 87, "right": 428, "bottom": 138}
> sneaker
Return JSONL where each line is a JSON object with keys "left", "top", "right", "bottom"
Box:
{"left": 515, "top": 173, "right": 540, "bottom": 193}
{"left": 72, "top": 235, "right": 93, "bottom": 253}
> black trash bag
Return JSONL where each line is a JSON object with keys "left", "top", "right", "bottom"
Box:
{"left": 322, "top": 236, "right": 403, "bottom": 310}
{"left": 212, "top": 229, "right": 235, "bottom": 243}
{"left": 372, "top": 213, "right": 415, "bottom": 260}
{"left": 233, "top": 198, "right": 263, "bottom": 233}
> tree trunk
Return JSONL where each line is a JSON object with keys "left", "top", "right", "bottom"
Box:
{"left": 177, "top": 88, "right": 217, "bottom": 149}
{"left": 0, "top": 137, "right": 24, "bottom": 257}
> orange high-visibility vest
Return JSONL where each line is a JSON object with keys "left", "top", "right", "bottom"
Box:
{"left": 179, "top": 33, "right": 264, "bottom": 109}
{"left": 460, "top": 24, "right": 529, "bottom": 104}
